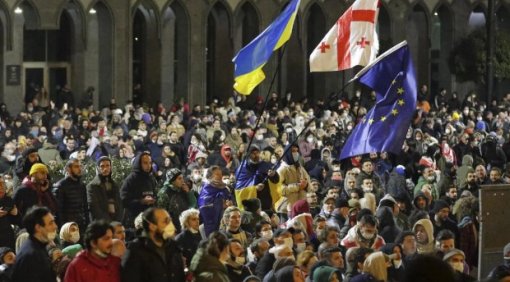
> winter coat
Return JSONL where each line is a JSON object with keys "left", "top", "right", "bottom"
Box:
{"left": 120, "top": 153, "right": 157, "bottom": 227}
{"left": 189, "top": 247, "right": 230, "bottom": 282}
{"left": 376, "top": 207, "right": 401, "bottom": 244}
{"left": 86, "top": 173, "right": 123, "bottom": 222}
{"left": 341, "top": 225, "right": 385, "bottom": 250}
{"left": 198, "top": 181, "right": 230, "bottom": 236}
{"left": 0, "top": 196, "right": 17, "bottom": 249}
{"left": 157, "top": 181, "right": 196, "bottom": 234}
{"left": 277, "top": 163, "right": 311, "bottom": 214}
{"left": 175, "top": 229, "right": 203, "bottom": 267}
{"left": 38, "top": 142, "right": 63, "bottom": 166}
{"left": 53, "top": 176, "right": 89, "bottom": 230}
{"left": 413, "top": 219, "right": 435, "bottom": 254}
{"left": 11, "top": 237, "right": 56, "bottom": 282}
{"left": 13, "top": 178, "right": 58, "bottom": 221}
{"left": 64, "top": 250, "right": 121, "bottom": 282}
{"left": 121, "top": 236, "right": 185, "bottom": 282}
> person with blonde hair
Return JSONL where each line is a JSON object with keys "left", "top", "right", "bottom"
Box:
{"left": 296, "top": 250, "right": 318, "bottom": 278}
{"left": 360, "top": 193, "right": 376, "bottom": 214}
{"left": 351, "top": 251, "right": 389, "bottom": 282}
{"left": 175, "top": 208, "right": 203, "bottom": 265}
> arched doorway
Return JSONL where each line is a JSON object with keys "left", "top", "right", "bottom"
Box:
{"left": 234, "top": 1, "right": 260, "bottom": 99}
{"left": 88, "top": 1, "right": 113, "bottom": 108}
{"left": 163, "top": 1, "right": 189, "bottom": 105}
{"left": 431, "top": 5, "right": 453, "bottom": 98}
{"left": 306, "top": 3, "right": 326, "bottom": 100}
{"left": 132, "top": 1, "right": 160, "bottom": 107}
{"left": 407, "top": 4, "right": 430, "bottom": 98}
{"left": 206, "top": 2, "right": 233, "bottom": 103}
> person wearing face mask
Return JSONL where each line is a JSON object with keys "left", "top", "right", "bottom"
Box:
{"left": 225, "top": 239, "right": 252, "bottom": 282}
{"left": 255, "top": 228, "right": 294, "bottom": 279}
{"left": 52, "top": 159, "right": 89, "bottom": 233}
{"left": 380, "top": 243, "right": 405, "bottom": 282}
{"left": 235, "top": 145, "right": 279, "bottom": 212}
{"left": 198, "top": 166, "right": 232, "bottom": 236}
{"left": 157, "top": 168, "right": 197, "bottom": 235}
{"left": 189, "top": 231, "right": 231, "bottom": 282}
{"left": 175, "top": 208, "right": 204, "bottom": 270}
{"left": 59, "top": 222, "right": 81, "bottom": 248}
{"left": 298, "top": 132, "right": 316, "bottom": 163}
{"left": 64, "top": 220, "right": 121, "bottom": 282}
{"left": 121, "top": 207, "right": 185, "bottom": 282}
{"left": 11, "top": 206, "right": 58, "bottom": 282}
{"left": 443, "top": 249, "right": 476, "bottom": 282}
{"left": 276, "top": 144, "right": 311, "bottom": 221}
{"left": 341, "top": 214, "right": 385, "bottom": 251}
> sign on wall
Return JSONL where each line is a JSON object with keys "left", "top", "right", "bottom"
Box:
{"left": 6, "top": 65, "right": 21, "bottom": 86}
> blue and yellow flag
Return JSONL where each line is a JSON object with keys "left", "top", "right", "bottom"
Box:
{"left": 340, "top": 41, "right": 417, "bottom": 159}
{"left": 233, "top": 0, "right": 301, "bottom": 95}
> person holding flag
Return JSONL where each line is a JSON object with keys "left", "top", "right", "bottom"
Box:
{"left": 234, "top": 145, "right": 280, "bottom": 212}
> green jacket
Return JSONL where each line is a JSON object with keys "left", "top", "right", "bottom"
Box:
{"left": 189, "top": 247, "right": 230, "bottom": 282}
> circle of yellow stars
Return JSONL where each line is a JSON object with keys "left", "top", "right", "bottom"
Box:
{"left": 361, "top": 84, "right": 405, "bottom": 125}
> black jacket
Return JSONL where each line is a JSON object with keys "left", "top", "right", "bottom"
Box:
{"left": 53, "top": 176, "right": 89, "bottom": 230}
{"left": 121, "top": 236, "right": 185, "bottom": 282}
{"left": 175, "top": 229, "right": 202, "bottom": 267}
{"left": 255, "top": 252, "right": 275, "bottom": 279}
{"left": 120, "top": 153, "right": 157, "bottom": 227}
{"left": 11, "top": 237, "right": 56, "bottom": 282}
{"left": 86, "top": 173, "right": 123, "bottom": 222}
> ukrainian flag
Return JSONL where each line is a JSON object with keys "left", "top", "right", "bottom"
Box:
{"left": 233, "top": 0, "right": 301, "bottom": 95}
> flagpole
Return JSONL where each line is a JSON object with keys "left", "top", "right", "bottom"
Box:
{"left": 236, "top": 45, "right": 289, "bottom": 180}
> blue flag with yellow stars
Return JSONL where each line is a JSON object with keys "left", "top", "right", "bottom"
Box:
{"left": 340, "top": 41, "right": 417, "bottom": 160}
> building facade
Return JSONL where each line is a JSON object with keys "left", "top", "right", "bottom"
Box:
{"left": 0, "top": 0, "right": 508, "bottom": 113}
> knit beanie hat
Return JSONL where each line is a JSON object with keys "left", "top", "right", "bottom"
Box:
{"left": 166, "top": 168, "right": 182, "bottom": 183}
{"left": 242, "top": 198, "right": 261, "bottom": 213}
{"left": 29, "top": 163, "right": 48, "bottom": 176}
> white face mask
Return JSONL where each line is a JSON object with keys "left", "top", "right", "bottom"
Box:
{"left": 70, "top": 231, "right": 80, "bottom": 243}
{"left": 223, "top": 178, "right": 231, "bottom": 185}
{"left": 94, "top": 249, "right": 109, "bottom": 258}
{"left": 47, "top": 231, "right": 57, "bottom": 242}
{"left": 261, "top": 230, "right": 273, "bottom": 240}
{"left": 235, "top": 256, "right": 246, "bottom": 265}
{"left": 282, "top": 237, "right": 294, "bottom": 249}
{"left": 361, "top": 231, "right": 375, "bottom": 240}
{"left": 286, "top": 128, "right": 293, "bottom": 133}
{"left": 451, "top": 262, "right": 464, "bottom": 273}
{"left": 193, "top": 174, "right": 202, "bottom": 182}
{"left": 256, "top": 134, "right": 264, "bottom": 141}
{"left": 163, "top": 222, "right": 176, "bottom": 240}
{"left": 296, "top": 243, "right": 306, "bottom": 253}
{"left": 347, "top": 125, "right": 353, "bottom": 131}
{"left": 292, "top": 152, "right": 300, "bottom": 162}
{"left": 307, "top": 137, "right": 314, "bottom": 143}
{"left": 363, "top": 187, "right": 373, "bottom": 193}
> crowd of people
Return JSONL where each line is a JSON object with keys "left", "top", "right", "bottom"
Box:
{"left": 0, "top": 86, "right": 510, "bottom": 282}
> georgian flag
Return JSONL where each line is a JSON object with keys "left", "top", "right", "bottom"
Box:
{"left": 309, "top": 0, "right": 379, "bottom": 72}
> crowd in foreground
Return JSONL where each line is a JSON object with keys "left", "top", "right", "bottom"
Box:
{"left": 0, "top": 87, "right": 510, "bottom": 281}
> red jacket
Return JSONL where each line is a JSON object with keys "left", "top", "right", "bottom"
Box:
{"left": 64, "top": 250, "right": 121, "bottom": 282}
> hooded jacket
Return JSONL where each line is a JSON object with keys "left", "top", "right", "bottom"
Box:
{"left": 198, "top": 180, "right": 231, "bottom": 237}
{"left": 120, "top": 152, "right": 157, "bottom": 227}
{"left": 157, "top": 178, "right": 197, "bottom": 234}
{"left": 63, "top": 250, "right": 121, "bottom": 282}
{"left": 276, "top": 145, "right": 311, "bottom": 213}
{"left": 86, "top": 157, "right": 123, "bottom": 221}
{"left": 413, "top": 218, "right": 435, "bottom": 254}
{"left": 189, "top": 247, "right": 230, "bottom": 282}
{"left": 376, "top": 206, "right": 401, "bottom": 243}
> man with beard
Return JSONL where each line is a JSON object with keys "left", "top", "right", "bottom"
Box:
{"left": 120, "top": 152, "right": 157, "bottom": 228}
{"left": 121, "top": 207, "right": 185, "bottom": 282}
{"left": 458, "top": 170, "right": 480, "bottom": 198}
{"left": 235, "top": 145, "right": 279, "bottom": 212}
{"left": 64, "top": 220, "right": 120, "bottom": 282}
{"left": 53, "top": 159, "right": 89, "bottom": 233}
{"left": 86, "top": 157, "right": 122, "bottom": 222}
{"left": 414, "top": 166, "right": 439, "bottom": 200}
{"left": 13, "top": 163, "right": 58, "bottom": 221}
{"left": 429, "top": 200, "right": 459, "bottom": 243}
{"left": 441, "top": 185, "right": 458, "bottom": 207}
{"left": 14, "top": 148, "right": 42, "bottom": 186}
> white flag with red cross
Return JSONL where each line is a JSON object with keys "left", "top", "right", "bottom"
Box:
{"left": 309, "top": 0, "right": 379, "bottom": 72}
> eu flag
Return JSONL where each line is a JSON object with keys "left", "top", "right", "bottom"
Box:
{"left": 340, "top": 41, "right": 417, "bottom": 159}
{"left": 233, "top": 0, "right": 301, "bottom": 95}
